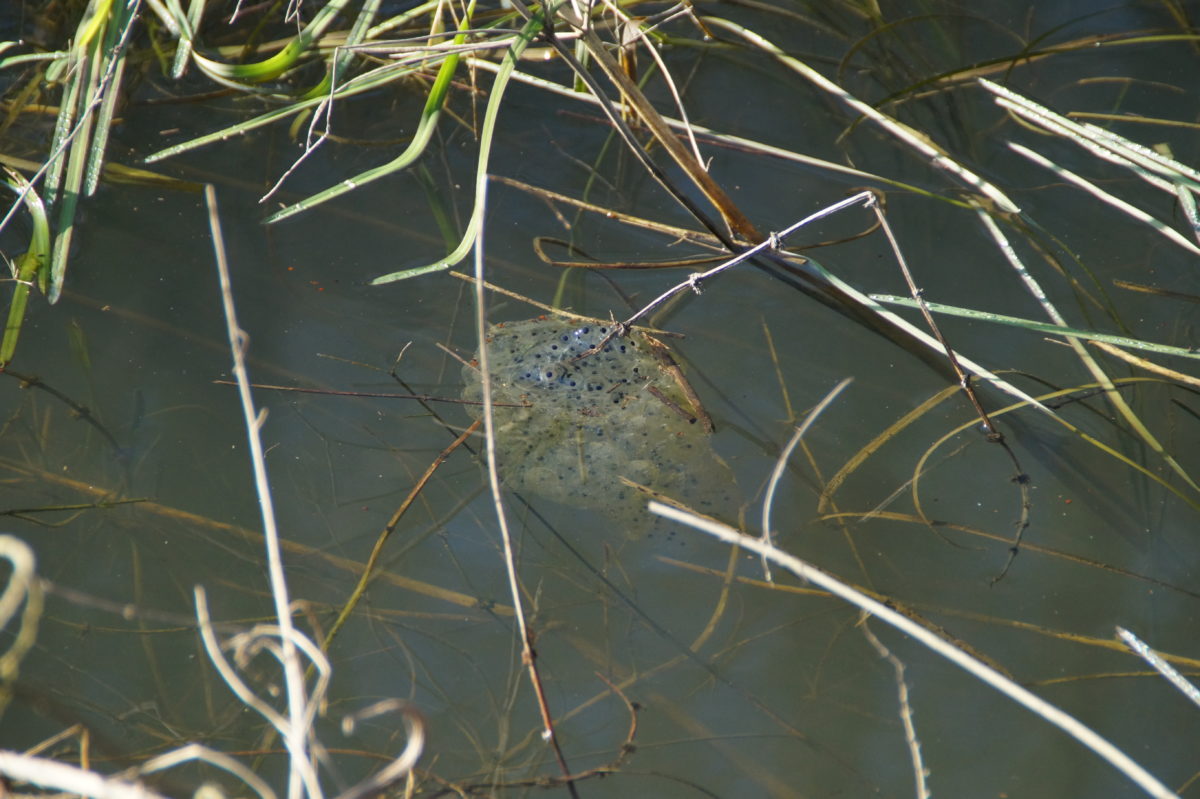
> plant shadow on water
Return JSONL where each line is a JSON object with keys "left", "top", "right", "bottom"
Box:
{"left": 1, "top": 0, "right": 1200, "bottom": 797}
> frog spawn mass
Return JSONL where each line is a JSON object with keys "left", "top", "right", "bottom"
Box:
{"left": 462, "top": 317, "right": 737, "bottom": 533}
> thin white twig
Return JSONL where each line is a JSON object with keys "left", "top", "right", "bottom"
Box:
{"left": 1117, "top": 627, "right": 1200, "bottom": 711}
{"left": 228, "top": 622, "right": 332, "bottom": 735}
{"left": 0, "top": 535, "right": 36, "bottom": 633}
{"left": 623, "top": 190, "right": 876, "bottom": 330}
{"left": 648, "top": 502, "right": 1180, "bottom": 799}
{"left": 0, "top": 751, "right": 169, "bottom": 799}
{"left": 0, "top": 535, "right": 40, "bottom": 719}
{"left": 195, "top": 586, "right": 288, "bottom": 730}
{"left": 760, "top": 378, "right": 852, "bottom": 582}
{"left": 205, "top": 185, "right": 320, "bottom": 799}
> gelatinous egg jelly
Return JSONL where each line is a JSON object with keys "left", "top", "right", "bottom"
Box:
{"left": 462, "top": 317, "right": 736, "bottom": 532}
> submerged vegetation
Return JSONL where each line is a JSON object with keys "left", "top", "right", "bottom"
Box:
{"left": 2, "top": 0, "right": 1200, "bottom": 796}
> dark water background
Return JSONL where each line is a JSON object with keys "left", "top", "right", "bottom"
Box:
{"left": 3, "top": 1, "right": 1200, "bottom": 797}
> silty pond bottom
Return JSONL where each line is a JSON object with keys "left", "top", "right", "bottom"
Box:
{"left": 461, "top": 316, "right": 738, "bottom": 533}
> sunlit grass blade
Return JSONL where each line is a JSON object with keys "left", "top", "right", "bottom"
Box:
{"left": 1009, "top": 142, "right": 1200, "bottom": 257}
{"left": 322, "top": 0, "right": 384, "bottom": 94}
{"left": 870, "top": 295, "right": 1200, "bottom": 361}
{"left": 264, "top": 0, "right": 483, "bottom": 224}
{"left": 30, "top": 0, "right": 141, "bottom": 303}
{"left": 1173, "top": 174, "right": 1200, "bottom": 245}
{"left": 45, "top": 45, "right": 96, "bottom": 305}
{"left": 979, "top": 77, "right": 1200, "bottom": 193}
{"left": 802, "top": 253, "right": 1052, "bottom": 414}
{"left": 1117, "top": 627, "right": 1200, "bottom": 711}
{"left": 704, "top": 16, "right": 1020, "bottom": 214}
{"left": 972, "top": 208, "right": 1199, "bottom": 494}
{"left": 83, "top": 1, "right": 138, "bottom": 197}
{"left": 170, "top": 0, "right": 202, "bottom": 78}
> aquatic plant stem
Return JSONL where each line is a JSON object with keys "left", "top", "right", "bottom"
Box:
{"left": 205, "top": 185, "right": 318, "bottom": 799}
{"left": 760, "top": 378, "right": 852, "bottom": 582}
{"left": 321, "top": 421, "right": 479, "bottom": 652}
{"left": 650, "top": 503, "right": 1180, "bottom": 799}
{"left": 859, "top": 616, "right": 929, "bottom": 799}
{"left": 973, "top": 207, "right": 1198, "bottom": 498}
{"left": 470, "top": 182, "right": 580, "bottom": 797}
{"left": 871, "top": 197, "right": 1031, "bottom": 581}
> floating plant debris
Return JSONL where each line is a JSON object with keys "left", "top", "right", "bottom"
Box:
{"left": 462, "top": 317, "right": 737, "bottom": 532}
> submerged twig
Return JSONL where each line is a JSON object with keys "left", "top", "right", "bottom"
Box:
{"left": 469, "top": 182, "right": 580, "bottom": 797}
{"left": 650, "top": 503, "right": 1180, "bottom": 799}
{"left": 204, "top": 185, "right": 321, "bottom": 799}
{"left": 1, "top": 369, "right": 123, "bottom": 452}
{"left": 871, "top": 197, "right": 1031, "bottom": 582}
{"left": 859, "top": 614, "right": 929, "bottom": 799}
{"left": 760, "top": 378, "right": 852, "bottom": 582}
{"left": 211, "top": 379, "right": 527, "bottom": 406}
{"left": 322, "top": 420, "right": 480, "bottom": 652}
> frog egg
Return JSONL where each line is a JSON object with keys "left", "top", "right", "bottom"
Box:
{"left": 621, "top": 459, "right": 657, "bottom": 485}
{"left": 463, "top": 317, "right": 735, "bottom": 531}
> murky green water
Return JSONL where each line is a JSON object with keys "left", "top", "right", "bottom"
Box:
{"left": 3, "top": 2, "right": 1200, "bottom": 797}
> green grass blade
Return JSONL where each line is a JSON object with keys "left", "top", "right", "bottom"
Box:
{"left": 1010, "top": 142, "right": 1200, "bottom": 257}
{"left": 84, "top": 3, "right": 138, "bottom": 196}
{"left": 369, "top": 9, "right": 543, "bottom": 283}
{"left": 802, "top": 254, "right": 1054, "bottom": 414}
{"left": 286, "top": 0, "right": 384, "bottom": 102}
{"left": 264, "top": 0, "right": 482, "bottom": 224}
{"left": 1, "top": 172, "right": 49, "bottom": 369}
{"left": 144, "top": 60, "right": 420, "bottom": 163}
{"left": 365, "top": 0, "right": 443, "bottom": 39}
{"left": 169, "top": 0, "right": 201, "bottom": 78}
{"left": 979, "top": 77, "right": 1200, "bottom": 193}
{"left": 42, "top": 52, "right": 83, "bottom": 204}
{"left": 973, "top": 207, "right": 1199, "bottom": 494}
{"left": 869, "top": 296, "right": 1200, "bottom": 361}
{"left": 190, "top": 0, "right": 353, "bottom": 84}
{"left": 0, "top": 51, "right": 72, "bottom": 68}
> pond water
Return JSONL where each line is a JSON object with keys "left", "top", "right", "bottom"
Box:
{"left": 2, "top": 1, "right": 1200, "bottom": 797}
